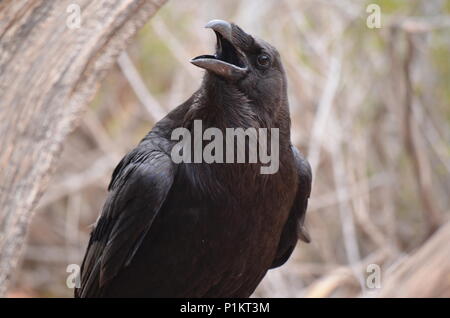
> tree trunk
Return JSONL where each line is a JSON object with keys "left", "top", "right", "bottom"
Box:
{"left": 0, "top": 0, "right": 166, "bottom": 296}
{"left": 378, "top": 222, "right": 450, "bottom": 297}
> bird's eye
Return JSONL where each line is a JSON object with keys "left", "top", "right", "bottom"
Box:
{"left": 256, "top": 54, "right": 270, "bottom": 67}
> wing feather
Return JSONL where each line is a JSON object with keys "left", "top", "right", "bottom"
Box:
{"left": 75, "top": 143, "right": 176, "bottom": 297}
{"left": 270, "top": 145, "right": 312, "bottom": 269}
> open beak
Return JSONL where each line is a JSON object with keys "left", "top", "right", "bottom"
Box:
{"left": 191, "top": 20, "right": 248, "bottom": 80}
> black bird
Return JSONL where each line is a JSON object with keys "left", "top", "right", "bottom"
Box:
{"left": 76, "top": 20, "right": 311, "bottom": 298}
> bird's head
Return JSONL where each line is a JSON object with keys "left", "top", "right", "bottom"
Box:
{"left": 191, "top": 20, "right": 287, "bottom": 110}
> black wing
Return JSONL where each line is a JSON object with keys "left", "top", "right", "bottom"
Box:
{"left": 75, "top": 141, "right": 176, "bottom": 297}
{"left": 270, "top": 145, "right": 312, "bottom": 269}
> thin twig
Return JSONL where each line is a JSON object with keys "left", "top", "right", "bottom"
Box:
{"left": 117, "top": 52, "right": 167, "bottom": 122}
{"left": 402, "top": 34, "right": 442, "bottom": 235}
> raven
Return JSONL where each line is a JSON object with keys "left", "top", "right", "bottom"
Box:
{"left": 76, "top": 20, "right": 311, "bottom": 298}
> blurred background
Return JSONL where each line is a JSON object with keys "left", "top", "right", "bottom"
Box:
{"left": 8, "top": 0, "right": 450, "bottom": 297}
